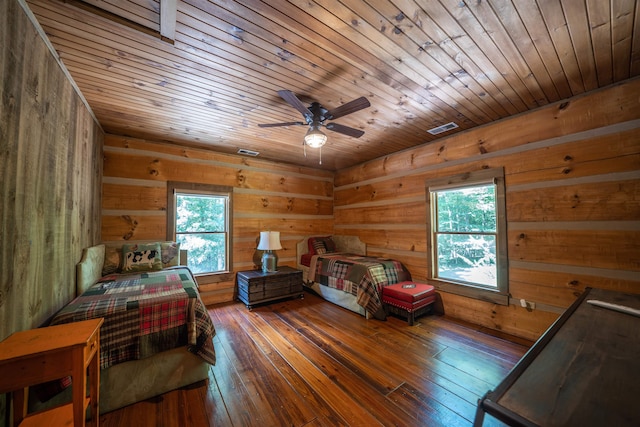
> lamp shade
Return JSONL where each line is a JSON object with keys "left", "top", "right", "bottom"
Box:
{"left": 304, "top": 127, "right": 327, "bottom": 148}
{"left": 257, "top": 231, "right": 282, "bottom": 251}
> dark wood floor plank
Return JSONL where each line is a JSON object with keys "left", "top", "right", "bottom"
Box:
{"left": 416, "top": 315, "right": 532, "bottom": 364}
{"left": 212, "top": 305, "right": 316, "bottom": 426}
{"left": 234, "top": 304, "right": 387, "bottom": 426}
{"left": 434, "top": 346, "right": 512, "bottom": 385}
{"left": 100, "top": 292, "right": 529, "bottom": 427}
{"left": 371, "top": 319, "right": 517, "bottom": 399}
{"left": 387, "top": 382, "right": 477, "bottom": 426}
{"left": 207, "top": 308, "right": 274, "bottom": 426}
{"left": 283, "top": 297, "right": 497, "bottom": 403}
{"left": 231, "top": 307, "right": 350, "bottom": 426}
{"left": 268, "top": 298, "right": 493, "bottom": 425}
{"left": 230, "top": 306, "right": 334, "bottom": 425}
{"left": 268, "top": 305, "right": 406, "bottom": 394}
{"left": 202, "top": 373, "right": 234, "bottom": 427}
{"left": 251, "top": 307, "right": 423, "bottom": 426}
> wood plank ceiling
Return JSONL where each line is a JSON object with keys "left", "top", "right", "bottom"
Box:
{"left": 26, "top": 0, "right": 640, "bottom": 170}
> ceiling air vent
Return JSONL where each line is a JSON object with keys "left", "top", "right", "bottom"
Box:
{"left": 427, "top": 122, "right": 458, "bottom": 135}
{"left": 237, "top": 148, "right": 259, "bottom": 156}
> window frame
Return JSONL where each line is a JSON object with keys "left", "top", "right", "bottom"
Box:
{"left": 167, "top": 182, "right": 234, "bottom": 282}
{"left": 425, "top": 168, "right": 509, "bottom": 305}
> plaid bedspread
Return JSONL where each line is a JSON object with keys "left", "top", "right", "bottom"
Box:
{"left": 308, "top": 253, "right": 410, "bottom": 319}
{"left": 50, "top": 267, "right": 216, "bottom": 369}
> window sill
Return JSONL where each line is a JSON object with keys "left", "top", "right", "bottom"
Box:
{"left": 194, "top": 271, "right": 235, "bottom": 284}
{"left": 428, "top": 278, "right": 509, "bottom": 306}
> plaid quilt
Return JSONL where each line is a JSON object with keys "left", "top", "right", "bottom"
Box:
{"left": 50, "top": 267, "right": 216, "bottom": 369}
{"left": 308, "top": 253, "right": 410, "bottom": 319}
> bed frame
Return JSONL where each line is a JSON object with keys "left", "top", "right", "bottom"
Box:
{"left": 296, "top": 235, "right": 371, "bottom": 317}
{"left": 32, "top": 244, "right": 210, "bottom": 414}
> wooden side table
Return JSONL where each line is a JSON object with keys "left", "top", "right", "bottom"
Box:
{"left": 0, "top": 318, "right": 103, "bottom": 427}
{"left": 237, "top": 266, "right": 303, "bottom": 309}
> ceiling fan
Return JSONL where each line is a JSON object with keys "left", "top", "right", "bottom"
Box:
{"left": 258, "top": 90, "right": 371, "bottom": 164}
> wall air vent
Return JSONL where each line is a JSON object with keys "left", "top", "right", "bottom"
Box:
{"left": 427, "top": 122, "right": 459, "bottom": 135}
{"left": 237, "top": 148, "right": 259, "bottom": 156}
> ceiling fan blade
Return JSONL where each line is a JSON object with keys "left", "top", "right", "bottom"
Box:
{"left": 326, "top": 122, "right": 365, "bottom": 138}
{"left": 326, "top": 96, "right": 370, "bottom": 120}
{"left": 258, "top": 121, "right": 305, "bottom": 128}
{"left": 277, "top": 90, "right": 312, "bottom": 118}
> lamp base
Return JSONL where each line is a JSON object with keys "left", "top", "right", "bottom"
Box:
{"left": 261, "top": 250, "right": 278, "bottom": 273}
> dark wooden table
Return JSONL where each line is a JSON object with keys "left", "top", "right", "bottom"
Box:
{"left": 236, "top": 266, "right": 303, "bottom": 309}
{"left": 475, "top": 287, "right": 640, "bottom": 427}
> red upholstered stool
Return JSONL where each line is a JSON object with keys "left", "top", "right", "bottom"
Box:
{"left": 382, "top": 282, "right": 436, "bottom": 325}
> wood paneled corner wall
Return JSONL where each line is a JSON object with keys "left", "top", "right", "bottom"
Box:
{"left": 101, "top": 136, "right": 334, "bottom": 305}
{"left": 335, "top": 78, "right": 640, "bottom": 341}
{"left": 1, "top": 0, "right": 103, "bottom": 341}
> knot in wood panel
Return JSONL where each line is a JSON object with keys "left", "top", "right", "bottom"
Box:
{"left": 148, "top": 159, "right": 160, "bottom": 176}
{"left": 121, "top": 215, "right": 138, "bottom": 240}
{"left": 236, "top": 170, "right": 245, "bottom": 185}
{"left": 571, "top": 194, "right": 580, "bottom": 208}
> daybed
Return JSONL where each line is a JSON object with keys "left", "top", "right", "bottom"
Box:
{"left": 32, "top": 242, "right": 215, "bottom": 414}
{"left": 297, "top": 235, "right": 411, "bottom": 319}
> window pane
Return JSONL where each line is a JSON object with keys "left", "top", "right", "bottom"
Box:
{"left": 436, "top": 185, "right": 496, "bottom": 233}
{"left": 436, "top": 233, "right": 496, "bottom": 287}
{"left": 176, "top": 195, "right": 226, "bottom": 233}
{"left": 177, "top": 233, "right": 227, "bottom": 274}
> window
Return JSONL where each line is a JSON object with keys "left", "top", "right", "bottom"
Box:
{"left": 167, "top": 182, "right": 233, "bottom": 278}
{"left": 426, "top": 168, "right": 508, "bottom": 305}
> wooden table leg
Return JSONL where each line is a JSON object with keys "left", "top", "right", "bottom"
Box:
{"left": 72, "top": 349, "right": 86, "bottom": 427}
{"left": 89, "top": 344, "right": 100, "bottom": 427}
{"left": 11, "top": 387, "right": 27, "bottom": 427}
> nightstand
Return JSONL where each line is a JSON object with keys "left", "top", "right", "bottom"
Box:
{"left": 0, "top": 318, "right": 103, "bottom": 427}
{"left": 237, "top": 266, "right": 304, "bottom": 309}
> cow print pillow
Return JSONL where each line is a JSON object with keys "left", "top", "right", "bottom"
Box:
{"left": 122, "top": 243, "right": 163, "bottom": 273}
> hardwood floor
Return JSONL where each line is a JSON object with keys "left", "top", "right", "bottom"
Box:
{"left": 100, "top": 292, "right": 531, "bottom": 426}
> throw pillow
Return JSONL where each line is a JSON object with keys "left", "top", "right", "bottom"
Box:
{"left": 102, "top": 246, "right": 122, "bottom": 275}
{"left": 122, "top": 243, "right": 163, "bottom": 272}
{"left": 319, "top": 236, "right": 336, "bottom": 253}
{"left": 311, "top": 238, "right": 327, "bottom": 254}
{"left": 160, "top": 241, "right": 180, "bottom": 268}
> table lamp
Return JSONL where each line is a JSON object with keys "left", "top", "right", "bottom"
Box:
{"left": 257, "top": 231, "right": 282, "bottom": 273}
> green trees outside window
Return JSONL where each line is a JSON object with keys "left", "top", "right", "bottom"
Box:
{"left": 426, "top": 168, "right": 508, "bottom": 305}
{"left": 434, "top": 185, "right": 497, "bottom": 287}
{"left": 175, "top": 194, "right": 228, "bottom": 274}
{"left": 167, "top": 182, "right": 233, "bottom": 278}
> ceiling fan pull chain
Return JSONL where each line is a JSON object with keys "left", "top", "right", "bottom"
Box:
{"left": 303, "top": 142, "right": 307, "bottom": 158}
{"left": 319, "top": 146, "right": 322, "bottom": 165}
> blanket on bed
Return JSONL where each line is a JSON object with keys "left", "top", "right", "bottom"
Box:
{"left": 50, "top": 267, "right": 216, "bottom": 369}
{"left": 308, "top": 253, "right": 410, "bottom": 319}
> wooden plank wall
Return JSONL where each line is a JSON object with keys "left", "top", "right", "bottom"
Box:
{"left": 101, "top": 135, "right": 334, "bottom": 305}
{"left": 0, "top": 0, "right": 103, "bottom": 341}
{"left": 1, "top": 2, "right": 103, "bottom": 422}
{"left": 334, "top": 78, "right": 640, "bottom": 341}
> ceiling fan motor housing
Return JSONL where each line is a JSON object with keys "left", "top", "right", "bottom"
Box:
{"left": 306, "top": 102, "right": 330, "bottom": 126}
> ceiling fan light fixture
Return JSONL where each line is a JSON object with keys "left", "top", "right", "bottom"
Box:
{"left": 304, "top": 126, "right": 327, "bottom": 148}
